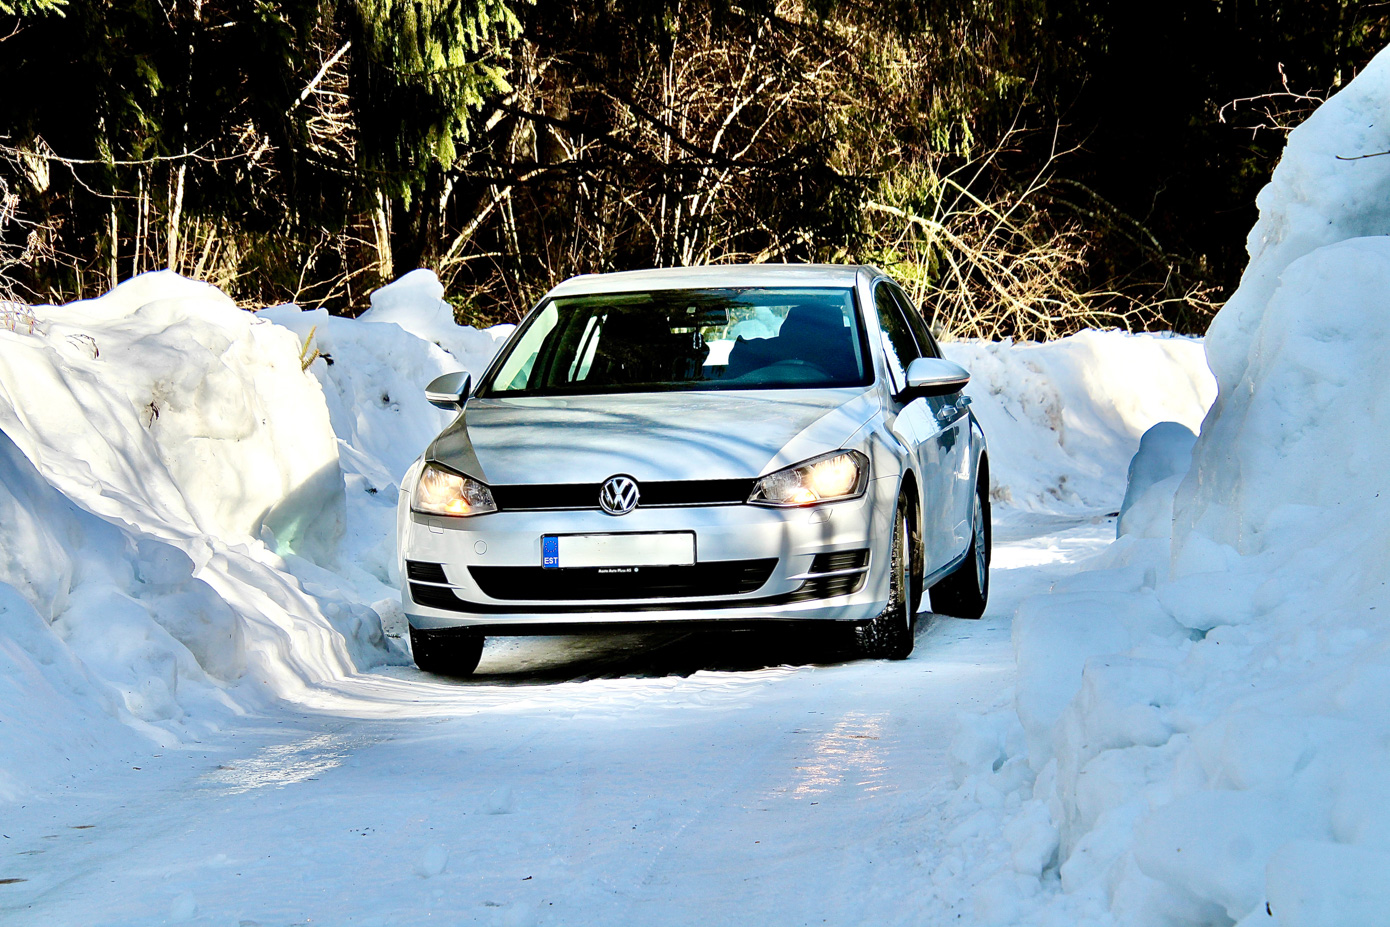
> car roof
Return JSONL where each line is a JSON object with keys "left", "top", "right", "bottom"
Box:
{"left": 547, "top": 263, "right": 881, "bottom": 298}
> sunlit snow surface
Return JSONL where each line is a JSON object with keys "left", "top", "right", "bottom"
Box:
{"left": 0, "top": 515, "right": 1112, "bottom": 927}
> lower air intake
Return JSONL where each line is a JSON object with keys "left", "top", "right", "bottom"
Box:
{"left": 469, "top": 559, "right": 777, "bottom": 601}
{"left": 406, "top": 561, "right": 449, "bottom": 584}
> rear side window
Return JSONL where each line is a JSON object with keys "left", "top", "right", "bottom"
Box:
{"left": 891, "top": 286, "right": 941, "bottom": 359}
{"left": 873, "top": 282, "right": 922, "bottom": 392}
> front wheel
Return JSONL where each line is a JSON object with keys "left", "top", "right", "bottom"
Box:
{"left": 929, "top": 478, "right": 991, "bottom": 619}
{"left": 854, "top": 495, "right": 917, "bottom": 660}
{"left": 409, "top": 626, "right": 485, "bottom": 676}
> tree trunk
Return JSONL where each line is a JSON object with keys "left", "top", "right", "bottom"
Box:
{"left": 108, "top": 202, "right": 118, "bottom": 289}
{"left": 167, "top": 163, "right": 186, "bottom": 271}
{"left": 372, "top": 190, "right": 393, "bottom": 283}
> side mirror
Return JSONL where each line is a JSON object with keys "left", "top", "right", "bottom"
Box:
{"left": 904, "top": 357, "right": 970, "bottom": 397}
{"left": 425, "top": 371, "right": 472, "bottom": 411}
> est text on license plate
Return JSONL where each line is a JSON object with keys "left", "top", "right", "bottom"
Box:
{"left": 541, "top": 533, "right": 695, "bottom": 569}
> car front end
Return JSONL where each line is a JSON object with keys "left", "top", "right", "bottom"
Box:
{"left": 398, "top": 447, "right": 902, "bottom": 634}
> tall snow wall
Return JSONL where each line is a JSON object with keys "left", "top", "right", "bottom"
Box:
{"left": 0, "top": 270, "right": 510, "bottom": 800}
{"left": 944, "top": 45, "right": 1390, "bottom": 927}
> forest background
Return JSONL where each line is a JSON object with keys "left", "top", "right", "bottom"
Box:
{"left": 0, "top": 0, "right": 1385, "bottom": 339}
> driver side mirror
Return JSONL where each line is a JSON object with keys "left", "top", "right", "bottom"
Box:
{"left": 425, "top": 371, "right": 472, "bottom": 411}
{"left": 904, "top": 357, "right": 970, "bottom": 397}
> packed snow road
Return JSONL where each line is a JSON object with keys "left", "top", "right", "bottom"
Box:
{"left": 0, "top": 512, "right": 1110, "bottom": 927}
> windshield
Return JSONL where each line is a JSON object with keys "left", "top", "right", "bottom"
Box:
{"left": 478, "top": 287, "right": 870, "bottom": 396}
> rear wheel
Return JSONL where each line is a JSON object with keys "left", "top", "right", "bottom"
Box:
{"left": 929, "top": 478, "right": 991, "bottom": 619}
{"left": 854, "top": 495, "right": 918, "bottom": 660}
{"left": 409, "top": 626, "right": 485, "bottom": 676}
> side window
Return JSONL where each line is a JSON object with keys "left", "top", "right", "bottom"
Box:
{"left": 873, "top": 282, "right": 922, "bottom": 392}
{"left": 492, "top": 303, "right": 559, "bottom": 390}
{"left": 892, "top": 286, "right": 940, "bottom": 359}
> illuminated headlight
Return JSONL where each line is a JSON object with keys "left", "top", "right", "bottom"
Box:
{"left": 410, "top": 463, "right": 498, "bottom": 517}
{"left": 748, "top": 450, "right": 870, "bottom": 506}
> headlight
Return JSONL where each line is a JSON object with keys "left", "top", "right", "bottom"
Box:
{"left": 748, "top": 450, "right": 870, "bottom": 506}
{"left": 410, "top": 463, "right": 498, "bottom": 517}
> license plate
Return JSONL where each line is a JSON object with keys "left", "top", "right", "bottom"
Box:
{"left": 541, "top": 533, "right": 695, "bottom": 569}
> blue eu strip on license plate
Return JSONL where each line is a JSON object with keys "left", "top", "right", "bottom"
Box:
{"left": 542, "top": 535, "right": 560, "bottom": 569}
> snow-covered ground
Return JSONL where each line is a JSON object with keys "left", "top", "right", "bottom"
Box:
{"left": 13, "top": 47, "right": 1390, "bottom": 917}
{"left": 0, "top": 512, "right": 1113, "bottom": 927}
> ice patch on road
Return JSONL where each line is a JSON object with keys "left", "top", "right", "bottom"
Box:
{"left": 201, "top": 731, "right": 355, "bottom": 795}
{"left": 790, "top": 711, "right": 890, "bottom": 798}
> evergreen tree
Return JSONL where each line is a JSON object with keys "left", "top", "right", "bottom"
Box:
{"left": 342, "top": 0, "right": 522, "bottom": 272}
{"left": 0, "top": 0, "right": 65, "bottom": 15}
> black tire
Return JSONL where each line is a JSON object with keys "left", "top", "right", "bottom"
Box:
{"left": 929, "top": 478, "right": 991, "bottom": 619}
{"left": 854, "top": 494, "right": 918, "bottom": 660}
{"left": 409, "top": 626, "right": 485, "bottom": 676}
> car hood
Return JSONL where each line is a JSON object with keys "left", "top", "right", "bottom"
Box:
{"left": 427, "top": 388, "right": 880, "bottom": 485}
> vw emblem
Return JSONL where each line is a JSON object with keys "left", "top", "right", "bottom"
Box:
{"left": 599, "top": 475, "right": 640, "bottom": 516}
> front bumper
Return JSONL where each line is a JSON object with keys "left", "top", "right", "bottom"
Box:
{"left": 399, "top": 477, "right": 898, "bottom": 632}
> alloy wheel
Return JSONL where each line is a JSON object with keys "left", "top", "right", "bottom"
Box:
{"left": 972, "top": 493, "right": 987, "bottom": 590}
{"left": 898, "top": 512, "right": 913, "bottom": 632}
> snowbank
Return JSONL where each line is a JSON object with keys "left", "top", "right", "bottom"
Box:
{"left": 0, "top": 271, "right": 504, "bottom": 800}
{"left": 1116, "top": 422, "right": 1197, "bottom": 539}
{"left": 944, "top": 45, "right": 1390, "bottom": 927}
{"left": 0, "top": 425, "right": 243, "bottom": 800}
{"left": 356, "top": 267, "right": 514, "bottom": 372}
{"left": 0, "top": 273, "right": 344, "bottom": 562}
{"left": 256, "top": 302, "right": 458, "bottom": 613}
{"left": 944, "top": 333, "right": 1213, "bottom": 513}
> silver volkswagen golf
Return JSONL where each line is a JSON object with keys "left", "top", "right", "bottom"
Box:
{"left": 397, "top": 264, "right": 991, "bottom": 675}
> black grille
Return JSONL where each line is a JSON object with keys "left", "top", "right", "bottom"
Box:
{"left": 808, "top": 549, "right": 870, "bottom": 574}
{"left": 782, "top": 548, "right": 871, "bottom": 601}
{"left": 489, "top": 479, "right": 755, "bottom": 512}
{"left": 641, "top": 479, "right": 756, "bottom": 506}
{"left": 785, "top": 571, "right": 867, "bottom": 603}
{"left": 410, "top": 582, "right": 463, "bottom": 609}
{"left": 406, "top": 561, "right": 449, "bottom": 583}
{"left": 469, "top": 559, "right": 776, "bottom": 600}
